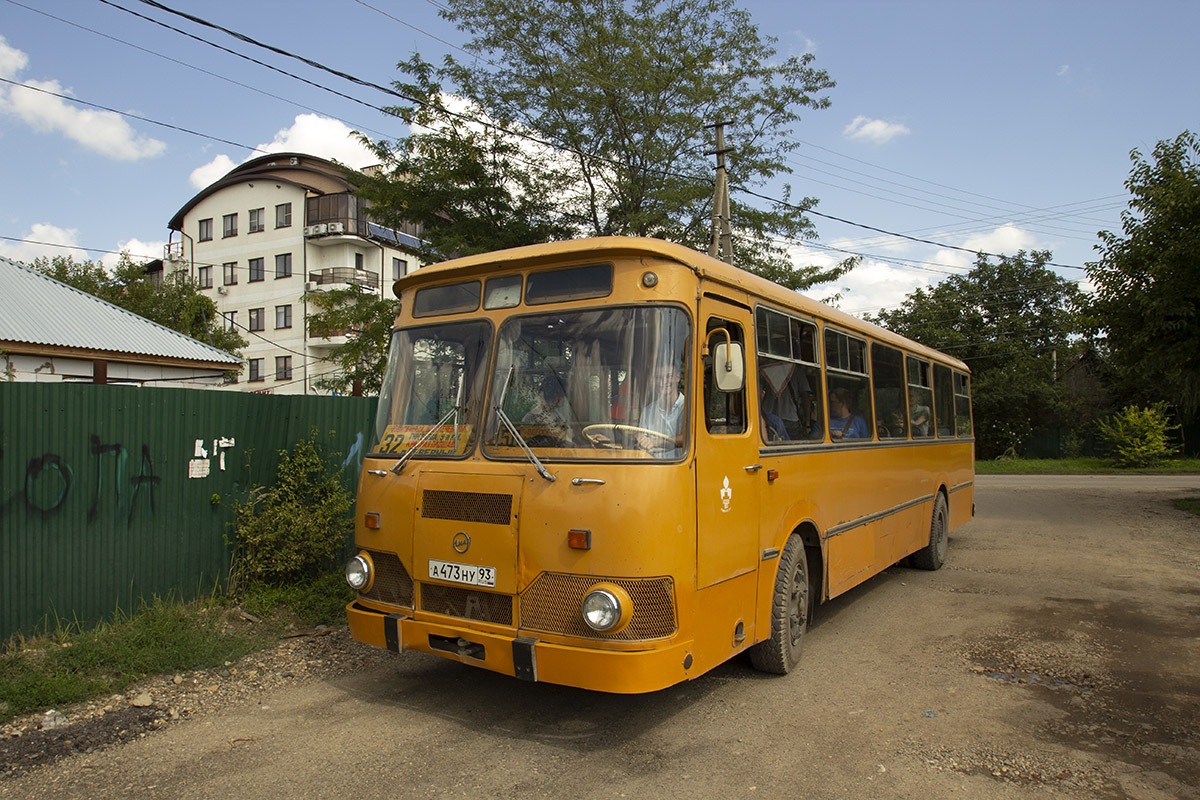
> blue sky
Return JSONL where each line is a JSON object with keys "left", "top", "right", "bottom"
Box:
{"left": 2, "top": 0, "right": 1197, "bottom": 315}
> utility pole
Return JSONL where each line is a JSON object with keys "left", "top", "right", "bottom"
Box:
{"left": 706, "top": 121, "right": 733, "bottom": 264}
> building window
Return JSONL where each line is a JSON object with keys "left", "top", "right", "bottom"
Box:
{"left": 198, "top": 218, "right": 213, "bottom": 242}
{"left": 355, "top": 252, "right": 364, "bottom": 269}
{"left": 275, "top": 253, "right": 292, "bottom": 279}
{"left": 275, "top": 202, "right": 292, "bottom": 228}
{"left": 276, "top": 356, "right": 292, "bottom": 381}
{"left": 248, "top": 257, "right": 264, "bottom": 282}
{"left": 223, "top": 262, "right": 238, "bottom": 286}
{"left": 222, "top": 311, "right": 237, "bottom": 332}
{"left": 249, "top": 208, "right": 265, "bottom": 233}
{"left": 222, "top": 213, "right": 238, "bottom": 238}
{"left": 198, "top": 265, "right": 213, "bottom": 288}
{"left": 275, "top": 304, "right": 292, "bottom": 329}
{"left": 248, "top": 358, "right": 263, "bottom": 382}
{"left": 392, "top": 257, "right": 407, "bottom": 281}
{"left": 249, "top": 307, "right": 265, "bottom": 332}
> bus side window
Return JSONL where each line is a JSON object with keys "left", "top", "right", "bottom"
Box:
{"left": 871, "top": 342, "right": 908, "bottom": 439}
{"left": 934, "top": 363, "right": 955, "bottom": 438}
{"left": 906, "top": 356, "right": 934, "bottom": 439}
{"left": 704, "top": 319, "right": 746, "bottom": 435}
{"left": 824, "top": 328, "right": 873, "bottom": 441}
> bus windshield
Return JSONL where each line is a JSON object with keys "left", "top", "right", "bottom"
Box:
{"left": 483, "top": 306, "right": 690, "bottom": 461}
{"left": 372, "top": 321, "right": 493, "bottom": 458}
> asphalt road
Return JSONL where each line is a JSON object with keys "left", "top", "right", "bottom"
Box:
{"left": 4, "top": 474, "right": 1199, "bottom": 800}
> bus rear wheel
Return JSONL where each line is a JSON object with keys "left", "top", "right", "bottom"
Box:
{"left": 911, "top": 493, "right": 948, "bottom": 570}
{"left": 749, "top": 534, "right": 809, "bottom": 675}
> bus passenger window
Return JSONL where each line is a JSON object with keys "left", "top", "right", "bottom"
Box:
{"left": 954, "top": 371, "right": 973, "bottom": 437}
{"left": 934, "top": 363, "right": 955, "bottom": 438}
{"left": 704, "top": 319, "right": 746, "bottom": 435}
{"left": 871, "top": 343, "right": 907, "bottom": 439}
{"left": 824, "top": 329, "right": 872, "bottom": 441}
{"left": 906, "top": 356, "right": 934, "bottom": 438}
{"left": 754, "top": 307, "right": 822, "bottom": 442}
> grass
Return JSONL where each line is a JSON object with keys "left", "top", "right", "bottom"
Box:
{"left": 0, "top": 574, "right": 353, "bottom": 726}
{"left": 1171, "top": 497, "right": 1200, "bottom": 516}
{"left": 976, "top": 457, "right": 1200, "bottom": 474}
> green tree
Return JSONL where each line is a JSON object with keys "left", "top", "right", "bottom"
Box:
{"left": 871, "top": 251, "right": 1086, "bottom": 459}
{"left": 1087, "top": 131, "right": 1200, "bottom": 417}
{"left": 356, "top": 0, "right": 849, "bottom": 289}
{"left": 30, "top": 253, "right": 246, "bottom": 355}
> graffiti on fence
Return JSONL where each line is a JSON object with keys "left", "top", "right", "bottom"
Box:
{"left": 2, "top": 435, "right": 160, "bottom": 524}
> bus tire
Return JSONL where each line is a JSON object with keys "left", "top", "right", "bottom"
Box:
{"left": 748, "top": 534, "right": 809, "bottom": 675}
{"left": 911, "top": 493, "right": 948, "bottom": 570}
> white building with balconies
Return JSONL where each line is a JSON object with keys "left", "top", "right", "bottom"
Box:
{"left": 165, "top": 153, "right": 422, "bottom": 394}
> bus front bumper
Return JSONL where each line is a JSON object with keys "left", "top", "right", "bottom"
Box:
{"left": 347, "top": 602, "right": 694, "bottom": 694}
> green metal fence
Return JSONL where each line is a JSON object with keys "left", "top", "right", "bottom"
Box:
{"left": 0, "top": 382, "right": 377, "bottom": 643}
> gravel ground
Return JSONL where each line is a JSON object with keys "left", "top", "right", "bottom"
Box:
{"left": 0, "top": 625, "right": 379, "bottom": 779}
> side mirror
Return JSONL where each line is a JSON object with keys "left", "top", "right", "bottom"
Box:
{"left": 712, "top": 342, "right": 745, "bottom": 393}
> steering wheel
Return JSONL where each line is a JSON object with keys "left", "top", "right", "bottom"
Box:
{"left": 582, "top": 423, "right": 674, "bottom": 450}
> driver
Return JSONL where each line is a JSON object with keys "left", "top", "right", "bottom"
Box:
{"left": 637, "top": 362, "right": 686, "bottom": 457}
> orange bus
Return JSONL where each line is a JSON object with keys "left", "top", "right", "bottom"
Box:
{"left": 345, "top": 237, "right": 974, "bottom": 692}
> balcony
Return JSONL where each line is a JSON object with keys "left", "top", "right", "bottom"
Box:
{"left": 306, "top": 268, "right": 380, "bottom": 293}
{"left": 308, "top": 324, "right": 353, "bottom": 350}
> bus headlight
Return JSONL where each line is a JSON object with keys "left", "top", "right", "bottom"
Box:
{"left": 345, "top": 554, "right": 373, "bottom": 592}
{"left": 582, "top": 583, "right": 632, "bottom": 633}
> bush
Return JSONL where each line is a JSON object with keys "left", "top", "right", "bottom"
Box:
{"left": 232, "top": 431, "right": 354, "bottom": 587}
{"left": 1095, "top": 403, "right": 1181, "bottom": 468}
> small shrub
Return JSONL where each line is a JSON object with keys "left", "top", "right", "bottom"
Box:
{"left": 232, "top": 431, "right": 353, "bottom": 587}
{"left": 1095, "top": 403, "right": 1181, "bottom": 468}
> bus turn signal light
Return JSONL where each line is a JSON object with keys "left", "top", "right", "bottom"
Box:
{"left": 568, "top": 529, "right": 591, "bottom": 550}
{"left": 364, "top": 512, "right": 381, "bottom": 529}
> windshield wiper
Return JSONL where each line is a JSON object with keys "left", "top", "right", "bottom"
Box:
{"left": 391, "top": 402, "right": 460, "bottom": 475}
{"left": 495, "top": 406, "right": 556, "bottom": 482}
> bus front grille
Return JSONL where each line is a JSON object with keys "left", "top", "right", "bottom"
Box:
{"left": 420, "top": 583, "right": 514, "bottom": 625}
{"left": 520, "top": 574, "right": 677, "bottom": 641}
{"left": 360, "top": 549, "right": 413, "bottom": 608}
{"left": 421, "top": 490, "right": 513, "bottom": 525}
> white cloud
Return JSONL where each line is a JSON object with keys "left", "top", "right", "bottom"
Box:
{"left": 102, "top": 238, "right": 167, "bottom": 270}
{"left": 1057, "top": 64, "right": 1070, "bottom": 78}
{"left": 796, "top": 244, "right": 939, "bottom": 316}
{"left": 0, "top": 223, "right": 81, "bottom": 264}
{"left": 843, "top": 115, "right": 911, "bottom": 146}
{"left": 189, "top": 114, "right": 377, "bottom": 188}
{"left": 0, "top": 37, "right": 166, "bottom": 161}
{"left": 188, "top": 154, "right": 237, "bottom": 189}
{"left": 0, "top": 35, "right": 29, "bottom": 79}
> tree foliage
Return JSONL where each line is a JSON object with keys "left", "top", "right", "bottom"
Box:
{"left": 1095, "top": 403, "right": 1181, "bottom": 468}
{"left": 29, "top": 254, "right": 246, "bottom": 356}
{"left": 305, "top": 287, "right": 397, "bottom": 395}
{"left": 1086, "top": 130, "right": 1200, "bottom": 416}
{"left": 870, "top": 251, "right": 1086, "bottom": 459}
{"left": 353, "top": 0, "right": 850, "bottom": 289}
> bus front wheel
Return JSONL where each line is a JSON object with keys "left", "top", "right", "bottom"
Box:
{"left": 749, "top": 534, "right": 809, "bottom": 675}
{"left": 911, "top": 493, "right": 948, "bottom": 570}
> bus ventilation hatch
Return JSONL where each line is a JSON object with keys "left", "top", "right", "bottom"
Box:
{"left": 361, "top": 549, "right": 413, "bottom": 607}
{"left": 420, "top": 583, "right": 514, "bottom": 625}
{"left": 521, "top": 574, "right": 677, "bottom": 640}
{"left": 421, "top": 490, "right": 513, "bottom": 525}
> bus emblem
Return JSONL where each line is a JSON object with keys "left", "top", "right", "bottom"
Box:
{"left": 720, "top": 477, "right": 732, "bottom": 513}
{"left": 453, "top": 532, "right": 471, "bottom": 553}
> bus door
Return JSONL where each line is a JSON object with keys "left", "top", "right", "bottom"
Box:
{"left": 695, "top": 298, "right": 760, "bottom": 595}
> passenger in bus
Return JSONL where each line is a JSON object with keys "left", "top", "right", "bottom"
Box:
{"left": 827, "top": 386, "right": 869, "bottom": 441}
{"left": 909, "top": 388, "right": 931, "bottom": 437}
{"left": 637, "top": 362, "right": 686, "bottom": 457}
{"left": 522, "top": 377, "right": 573, "bottom": 443}
{"left": 759, "top": 379, "right": 789, "bottom": 441}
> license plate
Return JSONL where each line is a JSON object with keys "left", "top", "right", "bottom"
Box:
{"left": 428, "top": 559, "right": 496, "bottom": 588}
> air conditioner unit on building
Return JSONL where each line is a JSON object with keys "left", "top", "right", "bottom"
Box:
{"left": 302, "top": 226, "right": 313, "bottom": 236}
{"left": 217, "top": 286, "right": 228, "bottom": 295}
{"left": 326, "top": 222, "right": 345, "bottom": 234}
{"left": 304, "top": 282, "right": 317, "bottom": 293}
{"left": 303, "top": 224, "right": 328, "bottom": 237}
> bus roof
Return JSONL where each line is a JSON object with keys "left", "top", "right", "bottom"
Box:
{"left": 397, "top": 237, "right": 969, "bottom": 373}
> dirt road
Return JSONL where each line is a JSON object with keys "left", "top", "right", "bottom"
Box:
{"left": 4, "top": 475, "right": 1198, "bottom": 800}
